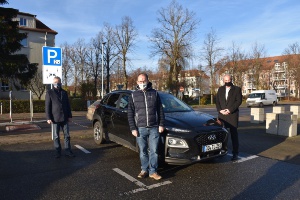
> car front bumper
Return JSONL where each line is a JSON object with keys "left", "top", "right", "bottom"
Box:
{"left": 163, "top": 130, "right": 228, "bottom": 165}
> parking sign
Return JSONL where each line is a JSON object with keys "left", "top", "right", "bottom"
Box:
{"left": 42, "top": 46, "right": 62, "bottom": 66}
{"left": 42, "top": 46, "right": 63, "bottom": 84}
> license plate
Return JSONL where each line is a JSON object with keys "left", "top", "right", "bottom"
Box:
{"left": 202, "top": 143, "right": 222, "bottom": 152}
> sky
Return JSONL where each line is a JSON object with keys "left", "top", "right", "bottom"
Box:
{"left": 3, "top": 0, "right": 300, "bottom": 70}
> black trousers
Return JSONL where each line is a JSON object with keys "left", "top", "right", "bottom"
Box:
{"left": 223, "top": 121, "right": 239, "bottom": 155}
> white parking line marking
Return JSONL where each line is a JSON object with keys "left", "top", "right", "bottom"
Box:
{"left": 236, "top": 155, "right": 258, "bottom": 163}
{"left": 113, "top": 168, "right": 172, "bottom": 195}
{"left": 75, "top": 145, "right": 91, "bottom": 154}
{"left": 228, "top": 153, "right": 258, "bottom": 163}
{"left": 113, "top": 168, "right": 146, "bottom": 188}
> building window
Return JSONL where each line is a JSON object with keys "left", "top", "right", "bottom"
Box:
{"left": 1, "top": 81, "right": 9, "bottom": 91}
{"left": 21, "top": 38, "right": 28, "bottom": 47}
{"left": 19, "top": 17, "right": 27, "bottom": 26}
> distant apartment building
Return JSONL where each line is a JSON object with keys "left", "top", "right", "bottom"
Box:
{"left": 220, "top": 55, "right": 298, "bottom": 98}
{"left": 0, "top": 11, "right": 57, "bottom": 99}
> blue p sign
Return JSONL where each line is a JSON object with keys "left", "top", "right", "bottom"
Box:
{"left": 42, "top": 46, "right": 62, "bottom": 67}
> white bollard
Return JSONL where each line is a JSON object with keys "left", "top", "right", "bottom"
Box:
{"left": 278, "top": 114, "right": 297, "bottom": 137}
{"left": 266, "top": 113, "right": 278, "bottom": 135}
{"left": 250, "top": 108, "right": 264, "bottom": 123}
{"left": 273, "top": 106, "right": 285, "bottom": 114}
{"left": 290, "top": 105, "right": 300, "bottom": 119}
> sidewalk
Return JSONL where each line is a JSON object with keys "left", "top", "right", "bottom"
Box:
{"left": 238, "top": 116, "right": 300, "bottom": 166}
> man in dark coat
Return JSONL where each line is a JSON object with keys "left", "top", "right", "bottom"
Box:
{"left": 45, "top": 76, "right": 74, "bottom": 158}
{"left": 128, "top": 73, "right": 164, "bottom": 180}
{"left": 216, "top": 74, "right": 242, "bottom": 161}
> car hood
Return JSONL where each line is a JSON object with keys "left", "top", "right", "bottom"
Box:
{"left": 165, "top": 111, "right": 222, "bottom": 132}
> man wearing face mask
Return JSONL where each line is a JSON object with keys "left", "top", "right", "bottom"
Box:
{"left": 216, "top": 74, "right": 242, "bottom": 161}
{"left": 45, "top": 76, "right": 74, "bottom": 158}
{"left": 127, "top": 73, "right": 165, "bottom": 180}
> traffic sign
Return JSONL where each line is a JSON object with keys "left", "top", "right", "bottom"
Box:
{"left": 42, "top": 46, "right": 62, "bottom": 66}
{"left": 42, "top": 46, "right": 63, "bottom": 84}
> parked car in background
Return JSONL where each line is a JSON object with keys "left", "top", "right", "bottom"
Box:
{"left": 91, "top": 90, "right": 229, "bottom": 165}
{"left": 86, "top": 100, "right": 101, "bottom": 121}
{"left": 246, "top": 90, "right": 278, "bottom": 107}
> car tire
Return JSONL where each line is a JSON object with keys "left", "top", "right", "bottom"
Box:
{"left": 259, "top": 102, "right": 263, "bottom": 107}
{"left": 93, "top": 120, "right": 105, "bottom": 145}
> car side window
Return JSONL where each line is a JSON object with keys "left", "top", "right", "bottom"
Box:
{"left": 101, "top": 95, "right": 110, "bottom": 105}
{"left": 119, "top": 94, "right": 129, "bottom": 110}
{"left": 106, "top": 93, "right": 120, "bottom": 108}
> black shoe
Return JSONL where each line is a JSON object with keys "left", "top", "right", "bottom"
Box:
{"left": 65, "top": 152, "right": 75, "bottom": 158}
{"left": 231, "top": 154, "right": 239, "bottom": 162}
{"left": 55, "top": 152, "right": 61, "bottom": 159}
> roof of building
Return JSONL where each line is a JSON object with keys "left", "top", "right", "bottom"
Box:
{"left": 18, "top": 11, "right": 58, "bottom": 35}
{"left": 219, "top": 54, "right": 300, "bottom": 74}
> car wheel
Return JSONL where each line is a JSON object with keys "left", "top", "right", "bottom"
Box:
{"left": 94, "top": 120, "right": 105, "bottom": 145}
{"left": 259, "top": 102, "right": 263, "bottom": 107}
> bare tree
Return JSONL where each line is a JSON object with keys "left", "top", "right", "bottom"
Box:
{"left": 249, "top": 41, "right": 267, "bottom": 90}
{"left": 61, "top": 42, "right": 73, "bottom": 87}
{"left": 114, "top": 16, "right": 138, "bottom": 89}
{"left": 283, "top": 42, "right": 300, "bottom": 98}
{"left": 27, "top": 71, "right": 46, "bottom": 100}
{"left": 150, "top": 0, "right": 199, "bottom": 92}
{"left": 103, "top": 23, "right": 119, "bottom": 93}
{"left": 86, "top": 32, "right": 103, "bottom": 97}
{"left": 224, "top": 41, "right": 247, "bottom": 88}
{"left": 200, "top": 28, "right": 224, "bottom": 104}
{"left": 68, "top": 39, "right": 87, "bottom": 96}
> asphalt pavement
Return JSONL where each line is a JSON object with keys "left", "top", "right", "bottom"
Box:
{"left": 0, "top": 109, "right": 299, "bottom": 166}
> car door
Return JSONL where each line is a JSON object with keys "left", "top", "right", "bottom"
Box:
{"left": 102, "top": 93, "right": 120, "bottom": 133}
{"left": 113, "top": 93, "right": 136, "bottom": 148}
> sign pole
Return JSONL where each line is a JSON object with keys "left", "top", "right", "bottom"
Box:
{"left": 9, "top": 91, "right": 12, "bottom": 123}
{"left": 30, "top": 90, "right": 33, "bottom": 122}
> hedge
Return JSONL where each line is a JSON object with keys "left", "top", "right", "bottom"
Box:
{"left": 0, "top": 98, "right": 87, "bottom": 113}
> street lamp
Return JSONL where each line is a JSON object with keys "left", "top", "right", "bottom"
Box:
{"left": 101, "top": 42, "right": 106, "bottom": 98}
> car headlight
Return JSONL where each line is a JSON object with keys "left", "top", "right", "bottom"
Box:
{"left": 165, "top": 127, "right": 191, "bottom": 133}
{"left": 167, "top": 137, "right": 189, "bottom": 148}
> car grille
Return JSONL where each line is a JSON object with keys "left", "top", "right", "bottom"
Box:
{"left": 195, "top": 131, "right": 227, "bottom": 146}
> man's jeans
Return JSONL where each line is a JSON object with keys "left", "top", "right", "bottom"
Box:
{"left": 53, "top": 122, "right": 71, "bottom": 153}
{"left": 136, "top": 127, "right": 160, "bottom": 175}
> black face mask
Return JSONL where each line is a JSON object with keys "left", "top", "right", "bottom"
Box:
{"left": 224, "top": 82, "right": 233, "bottom": 87}
{"left": 53, "top": 83, "right": 62, "bottom": 89}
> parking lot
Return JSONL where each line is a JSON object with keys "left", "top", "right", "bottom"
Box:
{"left": 0, "top": 107, "right": 300, "bottom": 199}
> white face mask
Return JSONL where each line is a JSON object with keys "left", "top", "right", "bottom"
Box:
{"left": 138, "top": 83, "right": 147, "bottom": 90}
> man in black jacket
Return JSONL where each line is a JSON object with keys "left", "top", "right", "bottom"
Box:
{"left": 45, "top": 76, "right": 74, "bottom": 158}
{"left": 128, "top": 73, "right": 164, "bottom": 180}
{"left": 216, "top": 74, "right": 242, "bottom": 161}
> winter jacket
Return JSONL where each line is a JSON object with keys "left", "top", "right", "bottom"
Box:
{"left": 45, "top": 88, "right": 72, "bottom": 123}
{"left": 127, "top": 82, "right": 165, "bottom": 131}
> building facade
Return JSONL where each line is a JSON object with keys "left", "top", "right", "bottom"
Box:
{"left": 220, "top": 55, "right": 298, "bottom": 98}
{"left": 0, "top": 11, "right": 57, "bottom": 99}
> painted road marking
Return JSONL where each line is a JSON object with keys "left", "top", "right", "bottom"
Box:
{"left": 75, "top": 145, "right": 91, "bottom": 154}
{"left": 113, "top": 168, "right": 172, "bottom": 195}
{"left": 228, "top": 153, "right": 258, "bottom": 163}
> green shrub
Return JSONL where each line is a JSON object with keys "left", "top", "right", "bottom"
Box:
{"left": 70, "top": 98, "right": 87, "bottom": 111}
{"left": 0, "top": 98, "right": 87, "bottom": 113}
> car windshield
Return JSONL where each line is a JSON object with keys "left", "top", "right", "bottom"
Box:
{"left": 249, "top": 93, "right": 263, "bottom": 98}
{"left": 159, "top": 92, "right": 193, "bottom": 113}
